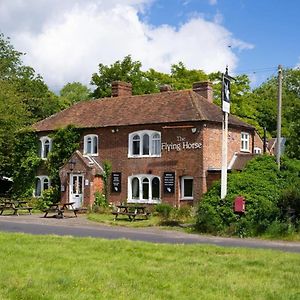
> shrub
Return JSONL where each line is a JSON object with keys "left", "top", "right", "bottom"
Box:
{"left": 196, "top": 155, "right": 287, "bottom": 236}
{"left": 35, "top": 187, "right": 57, "bottom": 210}
{"left": 155, "top": 203, "right": 173, "bottom": 220}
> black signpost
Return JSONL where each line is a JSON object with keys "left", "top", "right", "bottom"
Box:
{"left": 111, "top": 172, "right": 121, "bottom": 193}
{"left": 164, "top": 172, "right": 175, "bottom": 194}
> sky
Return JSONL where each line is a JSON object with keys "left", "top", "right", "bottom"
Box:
{"left": 1, "top": 0, "right": 299, "bottom": 92}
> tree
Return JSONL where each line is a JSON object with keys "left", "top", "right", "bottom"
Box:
{"left": 91, "top": 55, "right": 158, "bottom": 98}
{"left": 0, "top": 33, "right": 64, "bottom": 176}
{"left": 60, "top": 82, "right": 91, "bottom": 105}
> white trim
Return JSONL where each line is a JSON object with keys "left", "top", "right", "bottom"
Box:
{"left": 241, "top": 132, "right": 250, "bottom": 152}
{"left": 39, "top": 136, "right": 52, "bottom": 159}
{"left": 83, "top": 134, "right": 98, "bottom": 156}
{"left": 254, "top": 147, "right": 262, "bottom": 154}
{"left": 127, "top": 174, "right": 161, "bottom": 204}
{"left": 181, "top": 176, "right": 193, "bottom": 200}
{"left": 128, "top": 130, "right": 161, "bottom": 158}
{"left": 35, "top": 175, "right": 51, "bottom": 197}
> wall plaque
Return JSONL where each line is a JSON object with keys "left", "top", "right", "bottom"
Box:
{"left": 111, "top": 172, "right": 121, "bottom": 193}
{"left": 164, "top": 172, "right": 175, "bottom": 194}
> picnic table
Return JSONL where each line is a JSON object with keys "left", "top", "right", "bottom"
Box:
{"left": 112, "top": 204, "right": 150, "bottom": 221}
{"left": 43, "top": 202, "right": 78, "bottom": 218}
{"left": 0, "top": 199, "right": 32, "bottom": 216}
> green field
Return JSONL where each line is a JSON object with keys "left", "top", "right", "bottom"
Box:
{"left": 0, "top": 232, "right": 299, "bottom": 300}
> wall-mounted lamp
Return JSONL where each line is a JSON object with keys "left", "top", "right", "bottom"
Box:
{"left": 111, "top": 128, "right": 119, "bottom": 133}
{"left": 68, "top": 159, "right": 76, "bottom": 172}
{"left": 191, "top": 127, "right": 197, "bottom": 134}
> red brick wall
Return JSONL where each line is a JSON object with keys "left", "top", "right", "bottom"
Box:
{"left": 74, "top": 122, "right": 254, "bottom": 206}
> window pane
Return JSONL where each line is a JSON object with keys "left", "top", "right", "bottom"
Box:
{"left": 78, "top": 176, "right": 83, "bottom": 193}
{"left": 93, "top": 136, "right": 98, "bottom": 154}
{"left": 142, "top": 178, "right": 149, "bottom": 199}
{"left": 44, "top": 140, "right": 50, "bottom": 158}
{"left": 87, "top": 137, "right": 92, "bottom": 153}
{"left": 132, "top": 135, "right": 140, "bottom": 155}
{"left": 143, "top": 134, "right": 149, "bottom": 155}
{"left": 152, "top": 177, "right": 160, "bottom": 200}
{"left": 43, "top": 178, "right": 49, "bottom": 191}
{"left": 73, "top": 176, "right": 77, "bottom": 193}
{"left": 132, "top": 177, "right": 139, "bottom": 199}
{"left": 152, "top": 134, "right": 161, "bottom": 155}
{"left": 35, "top": 178, "right": 41, "bottom": 197}
{"left": 184, "top": 179, "right": 193, "bottom": 197}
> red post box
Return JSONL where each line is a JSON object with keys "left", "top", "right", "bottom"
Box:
{"left": 234, "top": 196, "right": 245, "bottom": 213}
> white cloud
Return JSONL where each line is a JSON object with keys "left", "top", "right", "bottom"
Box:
{"left": 209, "top": 0, "right": 217, "bottom": 5}
{"left": 0, "top": 0, "right": 253, "bottom": 91}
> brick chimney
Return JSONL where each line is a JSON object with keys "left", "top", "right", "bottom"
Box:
{"left": 192, "top": 81, "right": 213, "bottom": 103}
{"left": 111, "top": 81, "right": 132, "bottom": 97}
{"left": 159, "top": 84, "right": 172, "bottom": 92}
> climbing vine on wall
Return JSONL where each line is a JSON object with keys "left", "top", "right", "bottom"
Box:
{"left": 12, "top": 128, "right": 42, "bottom": 198}
{"left": 47, "top": 125, "right": 80, "bottom": 201}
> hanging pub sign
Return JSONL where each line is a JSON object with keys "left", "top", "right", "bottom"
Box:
{"left": 164, "top": 172, "right": 175, "bottom": 194}
{"left": 111, "top": 172, "right": 121, "bottom": 193}
{"left": 222, "top": 66, "right": 234, "bottom": 114}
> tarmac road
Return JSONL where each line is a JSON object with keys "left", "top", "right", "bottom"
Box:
{"left": 0, "top": 214, "right": 300, "bottom": 253}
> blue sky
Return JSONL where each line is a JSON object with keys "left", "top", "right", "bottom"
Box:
{"left": 146, "top": 0, "right": 299, "bottom": 82}
{"left": 0, "top": 0, "right": 298, "bottom": 91}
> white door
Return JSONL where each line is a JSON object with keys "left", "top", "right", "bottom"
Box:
{"left": 70, "top": 174, "right": 84, "bottom": 208}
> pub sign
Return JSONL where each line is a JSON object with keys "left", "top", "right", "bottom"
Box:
{"left": 164, "top": 172, "right": 175, "bottom": 194}
{"left": 111, "top": 172, "right": 121, "bottom": 193}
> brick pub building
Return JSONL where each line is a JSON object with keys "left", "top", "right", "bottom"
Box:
{"left": 33, "top": 81, "right": 262, "bottom": 208}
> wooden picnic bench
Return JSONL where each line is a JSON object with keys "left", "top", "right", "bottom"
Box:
{"left": 43, "top": 202, "right": 79, "bottom": 218}
{"left": 112, "top": 204, "right": 150, "bottom": 221}
{"left": 0, "top": 199, "right": 33, "bottom": 216}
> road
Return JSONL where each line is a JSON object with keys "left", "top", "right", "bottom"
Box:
{"left": 0, "top": 215, "right": 300, "bottom": 253}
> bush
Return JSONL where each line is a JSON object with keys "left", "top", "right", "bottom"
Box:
{"left": 155, "top": 203, "right": 173, "bottom": 220}
{"left": 35, "top": 187, "right": 58, "bottom": 210}
{"left": 196, "top": 155, "right": 292, "bottom": 237}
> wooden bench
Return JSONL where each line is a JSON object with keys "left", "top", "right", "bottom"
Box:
{"left": 112, "top": 205, "right": 150, "bottom": 221}
{"left": 43, "top": 202, "right": 79, "bottom": 218}
{"left": 0, "top": 202, "right": 19, "bottom": 216}
{"left": 15, "top": 201, "right": 33, "bottom": 215}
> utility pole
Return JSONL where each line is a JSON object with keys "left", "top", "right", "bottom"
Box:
{"left": 276, "top": 65, "right": 282, "bottom": 170}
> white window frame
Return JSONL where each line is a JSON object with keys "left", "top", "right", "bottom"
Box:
{"left": 128, "top": 130, "right": 161, "bottom": 158}
{"left": 35, "top": 176, "right": 51, "bottom": 197}
{"left": 40, "top": 136, "right": 52, "bottom": 159}
{"left": 128, "top": 174, "right": 161, "bottom": 204}
{"left": 181, "top": 176, "right": 193, "bottom": 200}
{"left": 83, "top": 134, "right": 98, "bottom": 156}
{"left": 241, "top": 132, "right": 250, "bottom": 152}
{"left": 254, "top": 147, "right": 262, "bottom": 154}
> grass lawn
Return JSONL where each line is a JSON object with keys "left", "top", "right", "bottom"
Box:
{"left": 0, "top": 232, "right": 299, "bottom": 299}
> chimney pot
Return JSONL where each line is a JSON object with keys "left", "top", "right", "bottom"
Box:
{"left": 111, "top": 81, "right": 132, "bottom": 97}
{"left": 192, "top": 81, "right": 213, "bottom": 103}
{"left": 159, "top": 84, "right": 172, "bottom": 92}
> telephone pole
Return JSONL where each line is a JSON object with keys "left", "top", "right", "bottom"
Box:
{"left": 276, "top": 65, "right": 282, "bottom": 170}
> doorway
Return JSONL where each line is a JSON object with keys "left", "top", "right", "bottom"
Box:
{"left": 69, "top": 174, "right": 84, "bottom": 208}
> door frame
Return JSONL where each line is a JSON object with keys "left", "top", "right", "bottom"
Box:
{"left": 69, "top": 173, "right": 84, "bottom": 208}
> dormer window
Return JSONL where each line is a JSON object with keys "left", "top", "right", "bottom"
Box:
{"left": 128, "top": 130, "right": 161, "bottom": 157}
{"left": 40, "top": 136, "right": 52, "bottom": 159}
{"left": 84, "top": 134, "right": 98, "bottom": 156}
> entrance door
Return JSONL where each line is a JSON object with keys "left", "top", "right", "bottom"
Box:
{"left": 70, "top": 174, "right": 84, "bottom": 208}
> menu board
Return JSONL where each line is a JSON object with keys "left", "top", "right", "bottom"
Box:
{"left": 164, "top": 172, "right": 175, "bottom": 194}
{"left": 111, "top": 172, "right": 121, "bottom": 193}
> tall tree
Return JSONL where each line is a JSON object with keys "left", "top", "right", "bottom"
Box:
{"left": 91, "top": 55, "right": 158, "bottom": 98}
{"left": 60, "top": 82, "right": 91, "bottom": 105}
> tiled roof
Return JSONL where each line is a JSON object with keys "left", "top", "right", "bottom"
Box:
{"left": 33, "top": 90, "right": 254, "bottom": 132}
{"left": 231, "top": 153, "right": 257, "bottom": 171}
